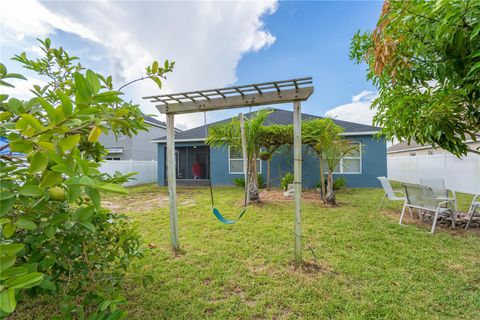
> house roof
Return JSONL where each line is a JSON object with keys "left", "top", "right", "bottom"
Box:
{"left": 153, "top": 108, "right": 380, "bottom": 142}
{"left": 143, "top": 115, "right": 166, "bottom": 128}
{"left": 387, "top": 141, "right": 429, "bottom": 153}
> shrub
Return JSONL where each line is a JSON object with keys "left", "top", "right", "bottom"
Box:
{"left": 315, "top": 177, "right": 347, "bottom": 191}
{"left": 233, "top": 175, "right": 265, "bottom": 188}
{"left": 0, "top": 39, "right": 173, "bottom": 318}
{"left": 281, "top": 172, "right": 294, "bottom": 191}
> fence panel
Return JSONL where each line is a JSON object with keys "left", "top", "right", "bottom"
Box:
{"left": 388, "top": 154, "right": 480, "bottom": 194}
{"left": 98, "top": 160, "right": 157, "bottom": 186}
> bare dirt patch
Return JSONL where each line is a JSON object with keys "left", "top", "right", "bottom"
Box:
{"left": 259, "top": 189, "right": 324, "bottom": 204}
{"left": 102, "top": 191, "right": 195, "bottom": 213}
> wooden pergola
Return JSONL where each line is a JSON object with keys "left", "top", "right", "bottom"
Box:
{"left": 144, "top": 77, "right": 314, "bottom": 265}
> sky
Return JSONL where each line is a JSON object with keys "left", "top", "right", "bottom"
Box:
{"left": 0, "top": 0, "right": 383, "bottom": 130}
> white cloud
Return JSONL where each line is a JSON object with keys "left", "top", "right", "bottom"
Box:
{"left": 325, "top": 90, "right": 378, "bottom": 126}
{"left": 2, "top": 77, "right": 48, "bottom": 101}
{"left": 1, "top": 0, "right": 278, "bottom": 129}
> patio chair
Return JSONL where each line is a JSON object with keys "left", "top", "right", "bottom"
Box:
{"left": 465, "top": 194, "right": 480, "bottom": 230}
{"left": 401, "top": 183, "right": 456, "bottom": 234}
{"left": 419, "top": 178, "right": 457, "bottom": 211}
{"left": 377, "top": 177, "right": 405, "bottom": 211}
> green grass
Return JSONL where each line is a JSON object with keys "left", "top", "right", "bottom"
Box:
{"left": 13, "top": 186, "right": 480, "bottom": 319}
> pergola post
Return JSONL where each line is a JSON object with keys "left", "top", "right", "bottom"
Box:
{"left": 166, "top": 113, "right": 179, "bottom": 251}
{"left": 293, "top": 100, "right": 302, "bottom": 266}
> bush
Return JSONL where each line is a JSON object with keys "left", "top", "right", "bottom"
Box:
{"left": 0, "top": 39, "right": 173, "bottom": 318}
{"left": 281, "top": 172, "right": 294, "bottom": 191}
{"left": 316, "top": 177, "right": 347, "bottom": 191}
{"left": 233, "top": 175, "right": 265, "bottom": 188}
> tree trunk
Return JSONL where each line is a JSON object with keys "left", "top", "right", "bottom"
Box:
{"left": 319, "top": 152, "right": 325, "bottom": 200}
{"left": 266, "top": 158, "right": 271, "bottom": 191}
{"left": 247, "top": 153, "right": 259, "bottom": 202}
{"left": 324, "top": 171, "right": 336, "bottom": 206}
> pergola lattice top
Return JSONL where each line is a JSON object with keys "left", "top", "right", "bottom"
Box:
{"left": 143, "top": 77, "right": 313, "bottom": 115}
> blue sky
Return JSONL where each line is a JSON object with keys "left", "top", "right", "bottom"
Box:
{"left": 1, "top": 1, "right": 383, "bottom": 129}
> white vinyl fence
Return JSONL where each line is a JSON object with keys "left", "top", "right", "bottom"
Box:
{"left": 388, "top": 154, "right": 480, "bottom": 194}
{"left": 99, "top": 160, "right": 157, "bottom": 186}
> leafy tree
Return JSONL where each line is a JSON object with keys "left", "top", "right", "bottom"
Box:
{"left": 302, "top": 118, "right": 340, "bottom": 200}
{"left": 351, "top": 0, "right": 480, "bottom": 156}
{"left": 258, "top": 124, "right": 292, "bottom": 190}
{"left": 206, "top": 109, "right": 272, "bottom": 202}
{"left": 0, "top": 38, "right": 173, "bottom": 318}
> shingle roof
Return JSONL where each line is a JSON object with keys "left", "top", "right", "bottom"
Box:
{"left": 143, "top": 115, "right": 166, "bottom": 128}
{"left": 153, "top": 108, "right": 380, "bottom": 142}
{"left": 387, "top": 141, "right": 430, "bottom": 153}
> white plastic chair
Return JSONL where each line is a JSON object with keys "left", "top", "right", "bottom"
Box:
{"left": 420, "top": 178, "right": 457, "bottom": 211}
{"left": 377, "top": 177, "right": 405, "bottom": 210}
{"left": 465, "top": 194, "right": 480, "bottom": 230}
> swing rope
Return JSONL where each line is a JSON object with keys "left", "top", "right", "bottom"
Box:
{"left": 205, "top": 111, "right": 248, "bottom": 224}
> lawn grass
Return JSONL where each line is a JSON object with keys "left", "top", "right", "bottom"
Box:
{"left": 12, "top": 185, "right": 480, "bottom": 319}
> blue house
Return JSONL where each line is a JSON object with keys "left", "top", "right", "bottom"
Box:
{"left": 153, "top": 109, "right": 386, "bottom": 188}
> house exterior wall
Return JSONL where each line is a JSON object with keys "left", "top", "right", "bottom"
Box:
{"left": 99, "top": 125, "right": 166, "bottom": 160}
{"left": 157, "top": 134, "right": 386, "bottom": 188}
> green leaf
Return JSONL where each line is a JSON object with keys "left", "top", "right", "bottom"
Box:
{"left": 4, "top": 272, "right": 43, "bottom": 289}
{"left": 44, "top": 225, "right": 56, "bottom": 239}
{"left": 0, "top": 63, "right": 6, "bottom": 77}
{"left": 73, "top": 72, "right": 91, "bottom": 103}
{"left": 0, "top": 198, "right": 15, "bottom": 215}
{"left": 67, "top": 184, "right": 82, "bottom": 202}
{"left": 75, "top": 206, "right": 95, "bottom": 221}
{"left": 85, "top": 187, "right": 100, "bottom": 208}
{"left": 38, "top": 98, "right": 58, "bottom": 123}
{"left": 39, "top": 278, "right": 56, "bottom": 291}
{"left": 39, "top": 171, "right": 63, "bottom": 188}
{"left": 98, "top": 183, "right": 128, "bottom": 194}
{"left": 79, "top": 221, "right": 96, "bottom": 233}
{"left": 16, "top": 218, "right": 37, "bottom": 231}
{"left": 20, "top": 114, "right": 43, "bottom": 132}
{"left": 0, "top": 267, "right": 28, "bottom": 281}
{"left": 151, "top": 76, "right": 162, "bottom": 89}
{"left": 87, "top": 126, "right": 102, "bottom": 142}
{"left": 30, "top": 152, "right": 49, "bottom": 173}
{"left": 18, "top": 185, "right": 44, "bottom": 197}
{"left": 106, "top": 309, "right": 124, "bottom": 320}
{"left": 0, "top": 256, "right": 15, "bottom": 272}
{"left": 59, "top": 134, "right": 80, "bottom": 152}
{"left": 0, "top": 244, "right": 24, "bottom": 257}
{"left": 86, "top": 70, "right": 101, "bottom": 95}
{"left": 57, "top": 91, "right": 73, "bottom": 117}
{"left": 2, "top": 223, "right": 15, "bottom": 238}
{"left": 51, "top": 164, "right": 75, "bottom": 176}
{"left": 10, "top": 140, "right": 33, "bottom": 153}
{"left": 0, "top": 287, "right": 16, "bottom": 314}
{"left": 7, "top": 98, "right": 24, "bottom": 115}
{"left": 5, "top": 73, "right": 27, "bottom": 81}
{"left": 152, "top": 61, "right": 159, "bottom": 74}
{"left": 0, "top": 192, "right": 15, "bottom": 200}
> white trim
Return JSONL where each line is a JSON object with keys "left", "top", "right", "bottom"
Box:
{"left": 387, "top": 138, "right": 477, "bottom": 154}
{"left": 144, "top": 120, "right": 166, "bottom": 129}
{"left": 340, "top": 131, "right": 379, "bottom": 136}
{"left": 228, "top": 146, "right": 262, "bottom": 175}
{"left": 152, "top": 131, "right": 379, "bottom": 143}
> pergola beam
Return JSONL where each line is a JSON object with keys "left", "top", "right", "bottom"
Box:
{"left": 156, "top": 87, "right": 313, "bottom": 115}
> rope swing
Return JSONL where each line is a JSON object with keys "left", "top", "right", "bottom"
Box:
{"left": 205, "top": 111, "right": 249, "bottom": 224}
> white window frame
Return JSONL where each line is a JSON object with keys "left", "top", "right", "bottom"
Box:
{"left": 228, "top": 146, "right": 262, "bottom": 174}
{"left": 330, "top": 141, "right": 362, "bottom": 175}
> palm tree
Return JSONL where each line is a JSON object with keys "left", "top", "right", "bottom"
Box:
{"left": 322, "top": 138, "right": 359, "bottom": 206}
{"left": 206, "top": 109, "right": 272, "bottom": 202}
{"left": 258, "top": 124, "right": 292, "bottom": 191}
{"left": 302, "top": 118, "right": 341, "bottom": 200}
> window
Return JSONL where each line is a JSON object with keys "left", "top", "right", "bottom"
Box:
{"left": 410, "top": 152, "right": 416, "bottom": 156}
{"left": 228, "top": 146, "right": 262, "bottom": 174}
{"left": 428, "top": 150, "right": 434, "bottom": 155}
{"left": 106, "top": 157, "right": 121, "bottom": 160}
{"left": 324, "top": 142, "right": 362, "bottom": 174}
